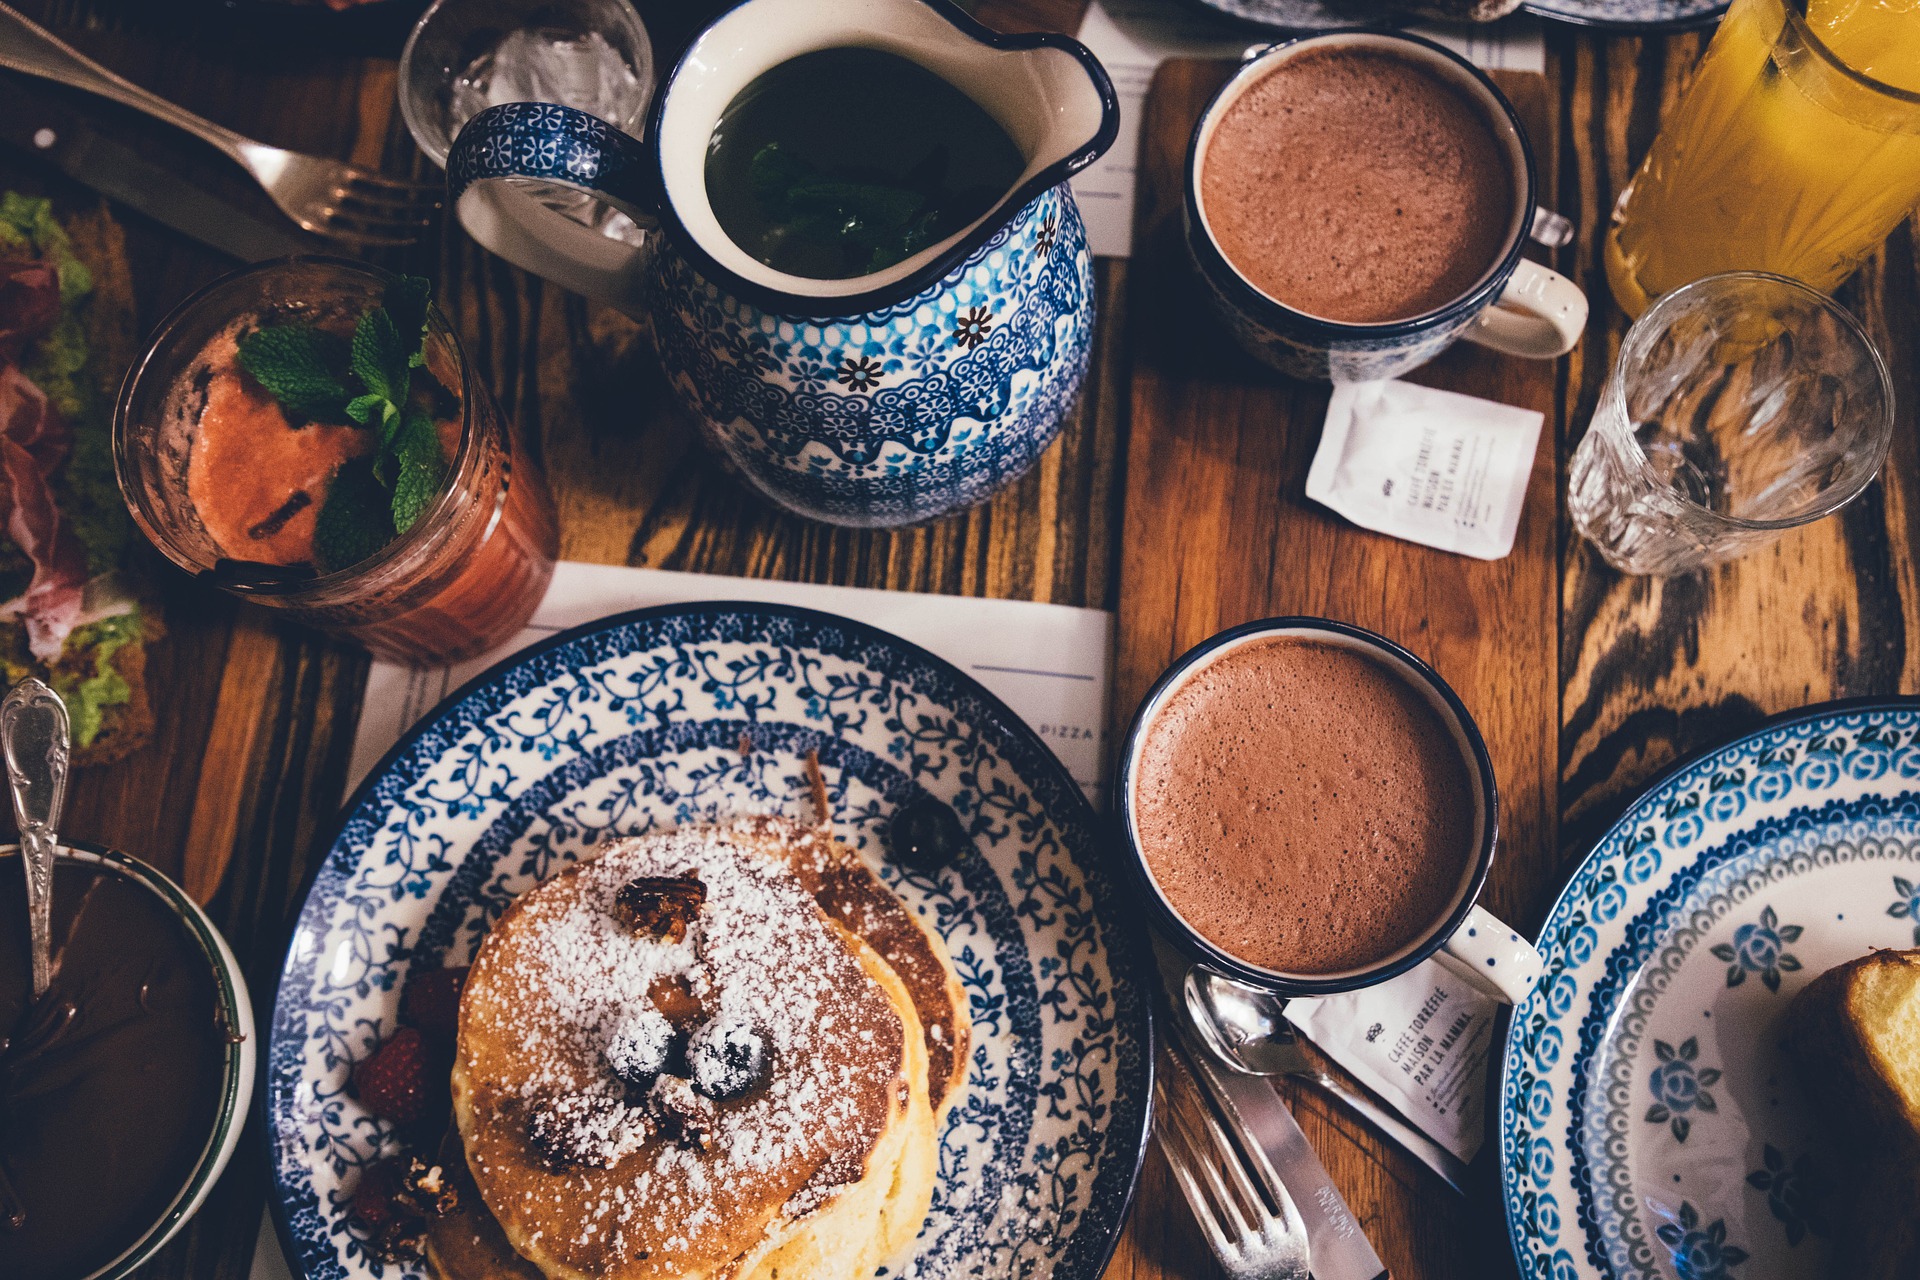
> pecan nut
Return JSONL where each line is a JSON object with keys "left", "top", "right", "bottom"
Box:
{"left": 611, "top": 874, "right": 707, "bottom": 942}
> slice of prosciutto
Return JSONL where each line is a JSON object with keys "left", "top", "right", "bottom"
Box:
{"left": 0, "top": 258, "right": 58, "bottom": 365}
{"left": 0, "top": 256, "right": 87, "bottom": 662}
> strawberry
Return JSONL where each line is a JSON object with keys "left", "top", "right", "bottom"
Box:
{"left": 400, "top": 966, "right": 468, "bottom": 1046}
{"left": 353, "top": 1028, "right": 435, "bottom": 1127}
{"left": 348, "top": 1158, "right": 406, "bottom": 1233}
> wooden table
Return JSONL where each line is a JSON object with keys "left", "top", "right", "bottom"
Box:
{"left": 5, "top": 2, "right": 1915, "bottom": 1278}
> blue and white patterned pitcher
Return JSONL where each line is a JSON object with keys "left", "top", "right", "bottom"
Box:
{"left": 446, "top": 0, "right": 1116, "bottom": 527}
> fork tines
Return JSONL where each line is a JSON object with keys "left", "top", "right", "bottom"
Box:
{"left": 1155, "top": 1040, "right": 1311, "bottom": 1280}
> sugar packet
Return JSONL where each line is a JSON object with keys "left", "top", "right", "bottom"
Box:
{"left": 1284, "top": 954, "right": 1502, "bottom": 1164}
{"left": 1305, "top": 379, "right": 1544, "bottom": 561}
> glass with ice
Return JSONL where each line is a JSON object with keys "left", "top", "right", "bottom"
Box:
{"left": 400, "top": 0, "right": 654, "bottom": 241}
{"left": 1569, "top": 272, "right": 1893, "bottom": 575}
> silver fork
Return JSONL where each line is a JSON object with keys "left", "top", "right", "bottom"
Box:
{"left": 1155, "top": 1037, "right": 1312, "bottom": 1280}
{"left": 0, "top": 3, "right": 439, "bottom": 247}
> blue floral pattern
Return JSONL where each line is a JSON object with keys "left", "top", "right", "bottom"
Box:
{"left": 650, "top": 185, "right": 1095, "bottom": 526}
{"left": 264, "top": 605, "right": 1150, "bottom": 1280}
{"left": 1656, "top": 1203, "right": 1750, "bottom": 1280}
{"left": 1645, "top": 1038, "right": 1720, "bottom": 1142}
{"left": 1498, "top": 701, "right": 1920, "bottom": 1280}
{"left": 1720, "top": 905, "right": 1804, "bottom": 997}
{"left": 1888, "top": 874, "right": 1920, "bottom": 944}
{"left": 1710, "top": 906, "right": 1803, "bottom": 992}
{"left": 1745, "top": 1145, "right": 1827, "bottom": 1246}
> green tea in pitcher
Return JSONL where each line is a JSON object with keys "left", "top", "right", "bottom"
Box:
{"left": 705, "top": 46, "right": 1025, "bottom": 280}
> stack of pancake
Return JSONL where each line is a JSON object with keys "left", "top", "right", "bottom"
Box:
{"left": 431, "top": 816, "right": 971, "bottom": 1280}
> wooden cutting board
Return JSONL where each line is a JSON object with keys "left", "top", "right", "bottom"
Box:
{"left": 1113, "top": 59, "right": 1564, "bottom": 1279}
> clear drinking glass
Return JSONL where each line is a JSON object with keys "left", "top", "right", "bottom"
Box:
{"left": 1568, "top": 272, "right": 1893, "bottom": 576}
{"left": 114, "top": 257, "right": 559, "bottom": 665}
{"left": 399, "top": 0, "right": 655, "bottom": 242}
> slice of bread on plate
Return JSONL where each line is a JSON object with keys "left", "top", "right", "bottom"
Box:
{"left": 1783, "top": 948, "right": 1920, "bottom": 1280}
{"left": 0, "top": 194, "right": 163, "bottom": 764}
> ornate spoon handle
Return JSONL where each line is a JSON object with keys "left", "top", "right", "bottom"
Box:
{"left": 2, "top": 677, "right": 69, "bottom": 1001}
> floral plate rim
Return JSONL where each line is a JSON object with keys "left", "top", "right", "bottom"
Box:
{"left": 1496, "top": 694, "right": 1920, "bottom": 1280}
{"left": 1181, "top": 0, "right": 1727, "bottom": 34}
{"left": 260, "top": 598, "right": 1157, "bottom": 1280}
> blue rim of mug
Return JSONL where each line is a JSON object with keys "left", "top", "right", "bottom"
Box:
{"left": 1183, "top": 30, "right": 1538, "bottom": 342}
{"left": 636, "top": 0, "right": 1120, "bottom": 318}
{"left": 445, "top": 0, "right": 1119, "bottom": 319}
{"left": 1111, "top": 616, "right": 1502, "bottom": 997}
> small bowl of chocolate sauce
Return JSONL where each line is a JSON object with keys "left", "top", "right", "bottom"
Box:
{"left": 0, "top": 840, "right": 255, "bottom": 1280}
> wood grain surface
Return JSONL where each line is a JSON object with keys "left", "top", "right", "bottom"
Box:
{"left": 0, "top": 2, "right": 1913, "bottom": 1279}
{"left": 1112, "top": 57, "right": 1563, "bottom": 1280}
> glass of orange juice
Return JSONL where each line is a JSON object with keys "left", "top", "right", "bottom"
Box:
{"left": 1606, "top": 0, "right": 1920, "bottom": 318}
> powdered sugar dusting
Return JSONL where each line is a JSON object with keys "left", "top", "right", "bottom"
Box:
{"left": 461, "top": 821, "right": 907, "bottom": 1270}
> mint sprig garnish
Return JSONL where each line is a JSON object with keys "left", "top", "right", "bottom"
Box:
{"left": 313, "top": 458, "right": 394, "bottom": 573}
{"left": 236, "top": 326, "right": 352, "bottom": 422}
{"left": 235, "top": 275, "right": 451, "bottom": 572}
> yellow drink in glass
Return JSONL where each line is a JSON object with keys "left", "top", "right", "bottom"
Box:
{"left": 1605, "top": 0, "right": 1920, "bottom": 318}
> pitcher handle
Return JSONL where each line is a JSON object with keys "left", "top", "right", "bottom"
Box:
{"left": 446, "top": 102, "right": 661, "bottom": 316}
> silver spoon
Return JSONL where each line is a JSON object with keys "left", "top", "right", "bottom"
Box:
{"left": 2, "top": 678, "right": 69, "bottom": 1001}
{"left": 1184, "top": 966, "right": 1472, "bottom": 1193}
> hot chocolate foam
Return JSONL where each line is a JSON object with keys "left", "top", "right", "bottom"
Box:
{"left": 1199, "top": 47, "right": 1516, "bottom": 325}
{"left": 1132, "top": 635, "right": 1477, "bottom": 975}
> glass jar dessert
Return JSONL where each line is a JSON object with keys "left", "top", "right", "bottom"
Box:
{"left": 114, "top": 257, "right": 557, "bottom": 666}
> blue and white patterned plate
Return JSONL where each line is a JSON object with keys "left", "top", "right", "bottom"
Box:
{"left": 1185, "top": 0, "right": 1726, "bottom": 33}
{"left": 264, "top": 603, "right": 1153, "bottom": 1280}
{"left": 1500, "top": 699, "right": 1920, "bottom": 1280}
{"left": 1515, "top": 0, "right": 1725, "bottom": 32}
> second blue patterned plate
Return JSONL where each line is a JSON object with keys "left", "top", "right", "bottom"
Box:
{"left": 1500, "top": 699, "right": 1920, "bottom": 1280}
{"left": 264, "top": 602, "right": 1151, "bottom": 1280}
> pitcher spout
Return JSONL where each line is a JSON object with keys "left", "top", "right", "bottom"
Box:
{"left": 894, "top": 1, "right": 1120, "bottom": 190}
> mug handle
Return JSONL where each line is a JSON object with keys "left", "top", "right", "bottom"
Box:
{"left": 445, "top": 102, "right": 662, "bottom": 316}
{"left": 1461, "top": 258, "right": 1588, "bottom": 360}
{"left": 1432, "top": 904, "right": 1546, "bottom": 1006}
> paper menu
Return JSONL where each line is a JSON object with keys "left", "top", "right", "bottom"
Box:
{"left": 1068, "top": 0, "right": 1549, "bottom": 259}
{"left": 1068, "top": 0, "right": 1251, "bottom": 259}
{"left": 344, "top": 560, "right": 1115, "bottom": 805}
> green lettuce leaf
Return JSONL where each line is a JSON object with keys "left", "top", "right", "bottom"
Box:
{"left": 0, "top": 192, "right": 133, "bottom": 576}
{"left": 50, "top": 609, "right": 141, "bottom": 749}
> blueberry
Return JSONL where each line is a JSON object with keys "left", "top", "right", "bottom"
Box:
{"left": 886, "top": 795, "right": 967, "bottom": 872}
{"left": 605, "top": 1006, "right": 676, "bottom": 1090}
{"left": 688, "top": 1019, "right": 768, "bottom": 1101}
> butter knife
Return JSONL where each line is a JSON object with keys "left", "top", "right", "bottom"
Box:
{"left": 0, "top": 75, "right": 315, "bottom": 260}
{"left": 1156, "top": 938, "right": 1390, "bottom": 1280}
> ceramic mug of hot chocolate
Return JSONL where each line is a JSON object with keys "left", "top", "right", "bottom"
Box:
{"left": 1114, "top": 616, "right": 1544, "bottom": 1004}
{"left": 1185, "top": 32, "right": 1587, "bottom": 383}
